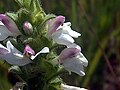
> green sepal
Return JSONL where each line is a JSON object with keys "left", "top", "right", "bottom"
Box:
{"left": 30, "top": 0, "right": 45, "bottom": 14}
{"left": 23, "top": 35, "right": 52, "bottom": 52}
{"left": 23, "top": 0, "right": 31, "bottom": 9}
{"left": 6, "top": 12, "right": 18, "bottom": 22}
{"left": 30, "top": 0, "right": 45, "bottom": 25}
{"left": 37, "top": 14, "right": 56, "bottom": 30}
{"left": 43, "top": 14, "right": 56, "bottom": 24}
{"left": 49, "top": 78, "right": 62, "bottom": 90}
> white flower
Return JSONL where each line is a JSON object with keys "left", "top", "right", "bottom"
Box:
{"left": 52, "top": 22, "right": 81, "bottom": 46}
{"left": 52, "top": 29, "right": 75, "bottom": 46}
{"left": 57, "top": 22, "right": 81, "bottom": 38}
{"left": 61, "top": 84, "right": 87, "bottom": 90}
{"left": 48, "top": 16, "right": 81, "bottom": 46}
{"left": 67, "top": 43, "right": 81, "bottom": 50}
{"left": 0, "top": 14, "right": 21, "bottom": 41}
{"left": 59, "top": 45, "right": 88, "bottom": 76}
{"left": 0, "top": 41, "right": 49, "bottom": 66}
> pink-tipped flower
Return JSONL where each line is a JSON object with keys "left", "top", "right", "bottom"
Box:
{"left": 48, "top": 16, "right": 65, "bottom": 36}
{"left": 0, "top": 41, "right": 31, "bottom": 66}
{"left": 23, "top": 21, "right": 33, "bottom": 35}
{"left": 59, "top": 46, "right": 88, "bottom": 76}
{"left": 0, "top": 14, "right": 21, "bottom": 41}
{"left": 24, "top": 45, "right": 49, "bottom": 60}
{"left": 48, "top": 16, "right": 81, "bottom": 46}
{"left": 0, "top": 41, "right": 49, "bottom": 66}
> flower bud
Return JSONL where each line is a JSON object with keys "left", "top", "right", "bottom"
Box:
{"left": 23, "top": 21, "right": 33, "bottom": 35}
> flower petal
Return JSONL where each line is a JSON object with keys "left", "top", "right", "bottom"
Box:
{"left": 24, "top": 45, "right": 35, "bottom": 55}
{"left": 63, "top": 57, "right": 85, "bottom": 76}
{"left": 0, "top": 21, "right": 12, "bottom": 41}
{"left": 67, "top": 29, "right": 81, "bottom": 38}
{"left": 52, "top": 30, "right": 74, "bottom": 46}
{"left": 59, "top": 48, "right": 80, "bottom": 63}
{"left": 0, "top": 14, "right": 21, "bottom": 36}
{"left": 0, "top": 41, "right": 31, "bottom": 66}
{"left": 61, "top": 84, "right": 87, "bottom": 90}
{"left": 2, "top": 53, "right": 31, "bottom": 66}
{"left": 0, "top": 43, "right": 9, "bottom": 56}
{"left": 78, "top": 52, "right": 88, "bottom": 67}
{"left": 6, "top": 41, "right": 20, "bottom": 53}
{"left": 58, "top": 22, "right": 81, "bottom": 38}
{"left": 48, "top": 16, "right": 65, "bottom": 36}
{"left": 67, "top": 44, "right": 88, "bottom": 67}
{"left": 39, "top": 47, "right": 49, "bottom": 53}
{"left": 67, "top": 43, "right": 81, "bottom": 50}
{"left": 30, "top": 47, "right": 49, "bottom": 60}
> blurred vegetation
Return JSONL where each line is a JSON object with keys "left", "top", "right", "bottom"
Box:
{"left": 0, "top": 0, "right": 120, "bottom": 90}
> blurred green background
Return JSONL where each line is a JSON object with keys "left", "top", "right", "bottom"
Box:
{"left": 0, "top": 0, "right": 120, "bottom": 90}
